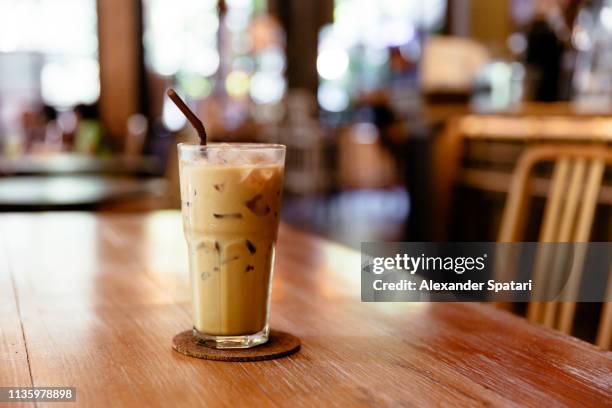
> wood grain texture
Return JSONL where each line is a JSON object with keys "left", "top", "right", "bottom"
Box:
{"left": 0, "top": 220, "right": 33, "bottom": 408}
{"left": 0, "top": 212, "right": 610, "bottom": 407}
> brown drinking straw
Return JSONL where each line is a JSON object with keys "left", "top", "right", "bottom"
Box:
{"left": 166, "top": 88, "right": 207, "bottom": 145}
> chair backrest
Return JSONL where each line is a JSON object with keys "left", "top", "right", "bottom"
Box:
{"left": 499, "top": 144, "right": 612, "bottom": 349}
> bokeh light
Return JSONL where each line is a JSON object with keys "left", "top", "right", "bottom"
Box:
{"left": 250, "top": 72, "right": 286, "bottom": 104}
{"left": 185, "top": 47, "right": 220, "bottom": 77}
{"left": 144, "top": 0, "right": 218, "bottom": 78}
{"left": 162, "top": 95, "right": 188, "bottom": 131}
{"left": 144, "top": 0, "right": 286, "bottom": 106}
{"left": 317, "top": 48, "right": 349, "bottom": 80}
{"left": 41, "top": 58, "right": 100, "bottom": 108}
{"left": 318, "top": 82, "right": 349, "bottom": 112}
{"left": 225, "top": 70, "right": 251, "bottom": 98}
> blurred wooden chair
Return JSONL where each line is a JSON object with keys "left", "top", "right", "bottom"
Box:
{"left": 498, "top": 144, "right": 612, "bottom": 349}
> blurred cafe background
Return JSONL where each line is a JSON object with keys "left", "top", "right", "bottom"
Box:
{"left": 1, "top": 0, "right": 611, "bottom": 347}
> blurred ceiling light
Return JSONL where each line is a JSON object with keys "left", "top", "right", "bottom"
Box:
{"left": 162, "top": 95, "right": 187, "bottom": 131}
{"left": 317, "top": 48, "right": 349, "bottom": 80}
{"left": 250, "top": 72, "right": 286, "bottom": 104}
{"left": 601, "top": 7, "right": 612, "bottom": 31}
{"left": 225, "top": 70, "right": 250, "bottom": 98}
{"left": 317, "top": 82, "right": 349, "bottom": 112}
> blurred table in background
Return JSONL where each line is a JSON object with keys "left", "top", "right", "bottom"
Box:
{"left": 0, "top": 176, "right": 168, "bottom": 211}
{"left": 0, "top": 153, "right": 163, "bottom": 177}
{"left": 420, "top": 101, "right": 612, "bottom": 123}
{"left": 0, "top": 153, "right": 168, "bottom": 211}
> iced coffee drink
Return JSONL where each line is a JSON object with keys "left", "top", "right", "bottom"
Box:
{"left": 178, "top": 143, "right": 285, "bottom": 348}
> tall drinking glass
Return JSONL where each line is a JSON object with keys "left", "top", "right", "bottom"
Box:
{"left": 178, "top": 143, "right": 286, "bottom": 348}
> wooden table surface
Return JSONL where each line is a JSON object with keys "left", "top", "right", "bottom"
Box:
{"left": 0, "top": 211, "right": 610, "bottom": 407}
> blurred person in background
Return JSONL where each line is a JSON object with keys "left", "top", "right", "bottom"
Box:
{"left": 524, "top": 0, "right": 581, "bottom": 101}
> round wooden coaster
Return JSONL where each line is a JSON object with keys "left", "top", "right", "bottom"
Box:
{"left": 172, "top": 329, "right": 300, "bottom": 362}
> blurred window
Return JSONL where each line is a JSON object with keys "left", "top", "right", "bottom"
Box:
{"left": 317, "top": 0, "right": 447, "bottom": 112}
{"left": 143, "top": 0, "right": 285, "bottom": 104}
{"left": 0, "top": 0, "right": 99, "bottom": 108}
{"left": 143, "top": 0, "right": 220, "bottom": 99}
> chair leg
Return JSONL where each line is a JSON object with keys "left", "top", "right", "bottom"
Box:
{"left": 527, "top": 301, "right": 543, "bottom": 323}
{"left": 596, "top": 302, "right": 612, "bottom": 350}
{"left": 596, "top": 272, "right": 612, "bottom": 350}
{"left": 542, "top": 302, "right": 558, "bottom": 328}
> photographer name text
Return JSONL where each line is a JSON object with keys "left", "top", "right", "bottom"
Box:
{"left": 372, "top": 279, "right": 533, "bottom": 292}
{"left": 370, "top": 254, "right": 532, "bottom": 293}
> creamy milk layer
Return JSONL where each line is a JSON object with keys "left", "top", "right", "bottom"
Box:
{"left": 180, "top": 158, "right": 283, "bottom": 336}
